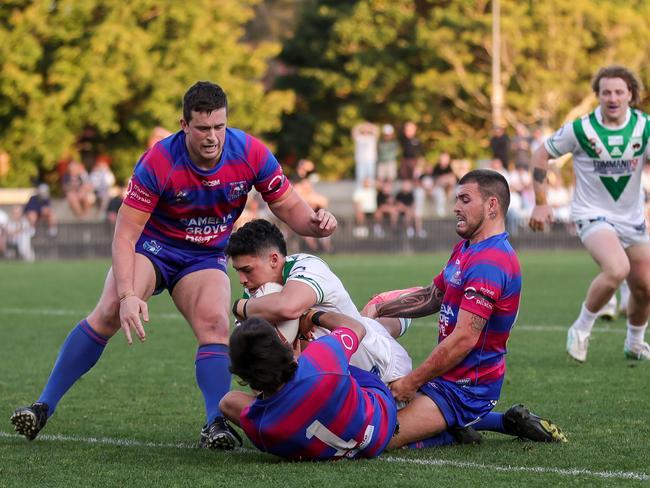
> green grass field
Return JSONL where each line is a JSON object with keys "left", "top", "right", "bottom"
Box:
{"left": 1, "top": 252, "right": 648, "bottom": 487}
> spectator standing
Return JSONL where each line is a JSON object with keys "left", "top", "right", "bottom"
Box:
{"left": 352, "top": 177, "right": 378, "bottom": 237}
{"left": 512, "top": 123, "right": 532, "bottom": 170}
{"left": 431, "top": 152, "right": 458, "bottom": 216}
{"left": 352, "top": 122, "right": 379, "bottom": 187}
{"left": 399, "top": 121, "right": 424, "bottom": 181}
{"left": 489, "top": 125, "right": 510, "bottom": 168}
{"left": 377, "top": 124, "right": 399, "bottom": 181}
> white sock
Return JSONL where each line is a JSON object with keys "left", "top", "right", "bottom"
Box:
{"left": 619, "top": 281, "right": 630, "bottom": 311}
{"left": 572, "top": 302, "right": 598, "bottom": 334}
{"left": 626, "top": 321, "right": 647, "bottom": 345}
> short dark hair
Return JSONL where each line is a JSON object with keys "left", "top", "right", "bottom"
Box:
{"left": 458, "top": 169, "right": 510, "bottom": 215}
{"left": 592, "top": 65, "right": 643, "bottom": 106}
{"left": 183, "top": 81, "right": 228, "bottom": 122}
{"left": 225, "top": 219, "right": 288, "bottom": 258}
{"left": 229, "top": 317, "right": 297, "bottom": 393}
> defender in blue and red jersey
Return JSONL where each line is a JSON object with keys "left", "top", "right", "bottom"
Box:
{"left": 11, "top": 82, "right": 337, "bottom": 450}
{"left": 365, "top": 169, "right": 566, "bottom": 448}
{"left": 220, "top": 310, "right": 398, "bottom": 460}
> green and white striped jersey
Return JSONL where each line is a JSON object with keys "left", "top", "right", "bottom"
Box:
{"left": 545, "top": 107, "right": 650, "bottom": 223}
{"left": 282, "top": 253, "right": 363, "bottom": 320}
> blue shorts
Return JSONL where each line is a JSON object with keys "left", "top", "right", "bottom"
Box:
{"left": 349, "top": 366, "right": 399, "bottom": 451}
{"left": 135, "top": 236, "right": 228, "bottom": 295}
{"left": 419, "top": 378, "right": 496, "bottom": 429}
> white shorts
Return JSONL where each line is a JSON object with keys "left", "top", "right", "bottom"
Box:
{"left": 311, "top": 317, "right": 412, "bottom": 384}
{"left": 575, "top": 216, "right": 649, "bottom": 248}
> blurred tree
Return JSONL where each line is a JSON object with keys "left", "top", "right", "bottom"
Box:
{"left": 0, "top": 0, "right": 294, "bottom": 186}
{"left": 274, "top": 0, "right": 650, "bottom": 178}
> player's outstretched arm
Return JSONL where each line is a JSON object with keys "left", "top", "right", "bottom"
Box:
{"left": 367, "top": 284, "right": 443, "bottom": 319}
{"left": 269, "top": 188, "right": 337, "bottom": 237}
{"left": 112, "top": 204, "right": 150, "bottom": 345}
{"left": 529, "top": 145, "right": 554, "bottom": 232}
{"left": 390, "top": 309, "right": 485, "bottom": 403}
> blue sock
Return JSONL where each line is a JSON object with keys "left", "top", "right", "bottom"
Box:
{"left": 407, "top": 430, "right": 456, "bottom": 449}
{"left": 195, "top": 344, "right": 231, "bottom": 424}
{"left": 38, "top": 320, "right": 108, "bottom": 416}
{"left": 473, "top": 412, "right": 505, "bottom": 433}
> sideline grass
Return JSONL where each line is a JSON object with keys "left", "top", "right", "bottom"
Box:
{"left": 0, "top": 252, "right": 648, "bottom": 487}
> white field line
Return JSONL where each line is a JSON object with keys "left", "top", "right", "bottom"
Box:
{"left": 0, "top": 307, "right": 627, "bottom": 334}
{"left": 0, "top": 431, "right": 648, "bottom": 481}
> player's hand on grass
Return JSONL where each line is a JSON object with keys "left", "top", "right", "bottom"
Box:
{"left": 311, "top": 209, "right": 337, "bottom": 236}
{"left": 119, "top": 295, "right": 149, "bottom": 345}
{"left": 389, "top": 375, "right": 418, "bottom": 404}
{"left": 529, "top": 204, "right": 553, "bottom": 232}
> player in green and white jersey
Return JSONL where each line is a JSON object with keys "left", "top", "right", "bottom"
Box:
{"left": 226, "top": 219, "right": 413, "bottom": 384}
{"left": 530, "top": 65, "right": 650, "bottom": 362}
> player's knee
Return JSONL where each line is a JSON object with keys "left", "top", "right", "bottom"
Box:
{"left": 219, "top": 394, "right": 239, "bottom": 423}
{"left": 630, "top": 280, "right": 650, "bottom": 301}
{"left": 194, "top": 312, "right": 230, "bottom": 341}
{"left": 93, "top": 301, "right": 118, "bottom": 324}
{"left": 603, "top": 263, "right": 630, "bottom": 284}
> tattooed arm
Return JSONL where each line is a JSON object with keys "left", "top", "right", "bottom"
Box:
{"left": 529, "top": 144, "right": 554, "bottom": 231}
{"left": 390, "top": 308, "right": 487, "bottom": 403}
{"left": 368, "top": 284, "right": 444, "bottom": 319}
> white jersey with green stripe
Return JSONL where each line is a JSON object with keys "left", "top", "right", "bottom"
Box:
{"left": 544, "top": 107, "right": 650, "bottom": 223}
{"left": 282, "top": 253, "right": 363, "bottom": 321}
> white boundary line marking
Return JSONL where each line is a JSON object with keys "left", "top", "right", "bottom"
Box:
{"left": 0, "top": 307, "right": 627, "bottom": 333}
{"left": 1, "top": 431, "right": 648, "bottom": 481}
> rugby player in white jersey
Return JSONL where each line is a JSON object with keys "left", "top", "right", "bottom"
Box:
{"left": 226, "top": 219, "right": 412, "bottom": 384}
{"left": 529, "top": 65, "right": 650, "bottom": 362}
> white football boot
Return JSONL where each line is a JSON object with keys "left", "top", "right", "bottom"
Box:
{"left": 623, "top": 341, "right": 650, "bottom": 361}
{"left": 566, "top": 325, "right": 590, "bottom": 362}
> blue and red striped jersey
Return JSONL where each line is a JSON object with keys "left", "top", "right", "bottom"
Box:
{"left": 432, "top": 232, "right": 521, "bottom": 399}
{"left": 123, "top": 128, "right": 290, "bottom": 252}
{"left": 240, "top": 328, "right": 397, "bottom": 460}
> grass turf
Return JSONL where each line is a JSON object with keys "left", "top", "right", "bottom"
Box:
{"left": 0, "top": 252, "right": 648, "bottom": 487}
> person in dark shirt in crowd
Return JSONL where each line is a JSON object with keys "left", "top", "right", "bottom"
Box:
{"left": 23, "top": 183, "right": 57, "bottom": 236}
{"left": 489, "top": 126, "right": 510, "bottom": 168}
{"left": 399, "top": 121, "right": 424, "bottom": 180}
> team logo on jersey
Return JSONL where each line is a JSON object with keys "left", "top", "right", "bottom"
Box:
{"left": 227, "top": 181, "right": 247, "bottom": 200}
{"left": 588, "top": 138, "right": 602, "bottom": 155}
{"left": 450, "top": 268, "right": 462, "bottom": 285}
{"left": 201, "top": 179, "right": 221, "bottom": 187}
{"left": 338, "top": 333, "right": 355, "bottom": 351}
{"left": 143, "top": 240, "right": 162, "bottom": 255}
{"left": 267, "top": 174, "right": 286, "bottom": 193}
{"left": 608, "top": 135, "right": 624, "bottom": 146}
{"left": 126, "top": 178, "right": 152, "bottom": 205}
{"left": 174, "top": 190, "right": 189, "bottom": 202}
{"left": 610, "top": 147, "right": 622, "bottom": 157}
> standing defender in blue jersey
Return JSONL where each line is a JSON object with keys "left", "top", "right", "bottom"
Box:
{"left": 366, "top": 170, "right": 566, "bottom": 448}
{"left": 11, "top": 81, "right": 336, "bottom": 450}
